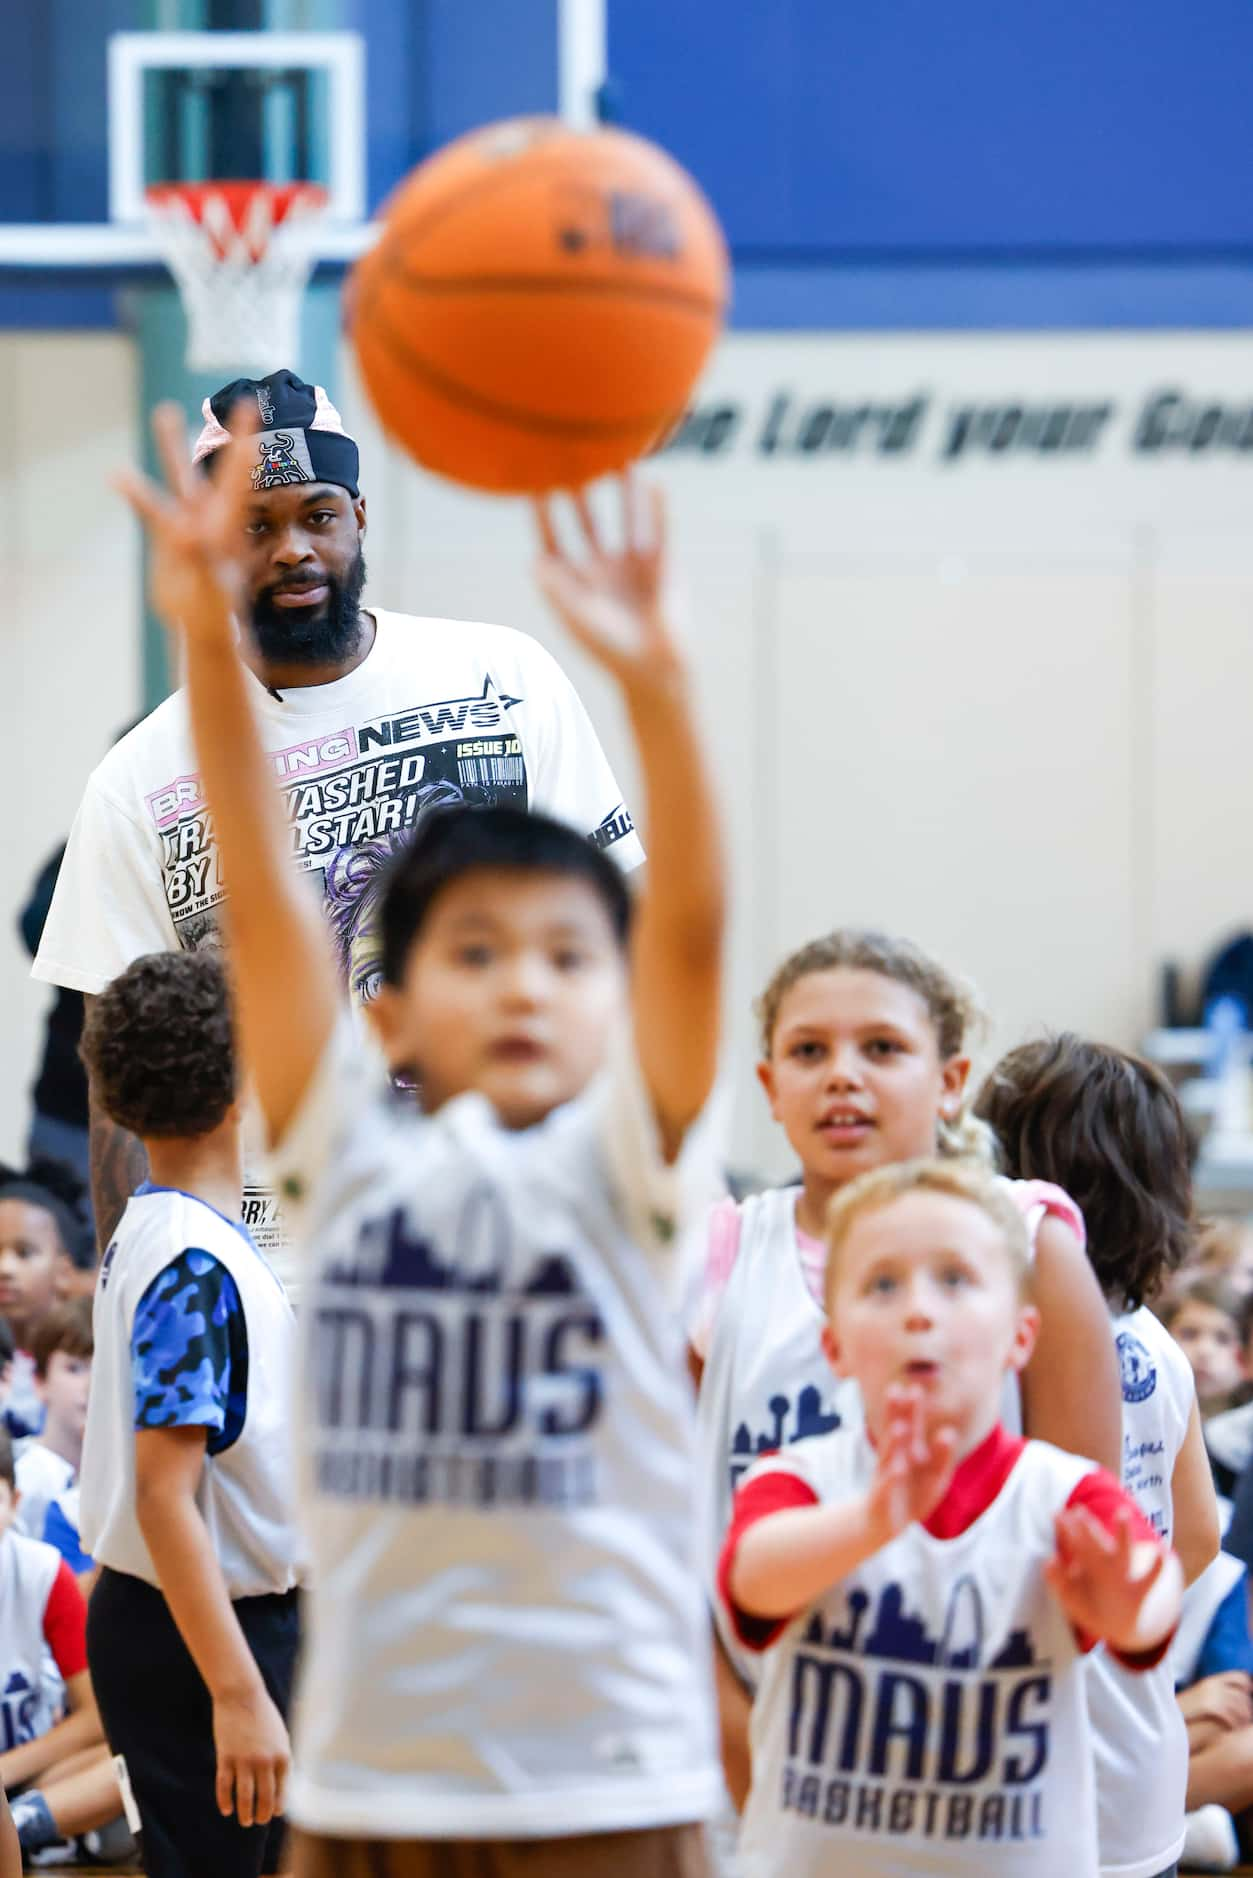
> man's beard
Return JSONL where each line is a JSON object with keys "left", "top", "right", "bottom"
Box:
{"left": 250, "top": 549, "right": 368, "bottom": 666}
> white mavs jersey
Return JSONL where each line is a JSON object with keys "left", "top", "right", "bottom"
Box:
{"left": 0, "top": 1532, "right": 70, "bottom": 1749}
{"left": 80, "top": 1187, "right": 304, "bottom": 1599}
{"left": 732, "top": 1435, "right": 1100, "bottom": 1878}
{"left": 1086, "top": 1305, "right": 1193, "bottom": 1878}
{"left": 269, "top": 1023, "right": 724, "bottom": 1840}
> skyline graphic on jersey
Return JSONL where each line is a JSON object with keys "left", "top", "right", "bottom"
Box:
{"left": 732, "top": 1385, "right": 843, "bottom": 1462}
{"left": 324, "top": 1203, "right": 581, "bottom": 1300}
{"left": 805, "top": 1576, "right": 1040, "bottom": 1670}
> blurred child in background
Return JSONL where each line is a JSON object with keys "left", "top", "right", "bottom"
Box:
{"left": 0, "top": 1165, "right": 91, "bottom": 1437}
{"left": 1162, "top": 1278, "right": 1249, "bottom": 1420}
{"left": 1193, "top": 1220, "right": 1253, "bottom": 1296}
{"left": 16, "top": 1300, "right": 92, "bottom": 1549}
{"left": 1169, "top": 1546, "right": 1253, "bottom": 1872}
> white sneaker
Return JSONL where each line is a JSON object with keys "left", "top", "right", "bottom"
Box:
{"left": 1182, "top": 1804, "right": 1240, "bottom": 1871}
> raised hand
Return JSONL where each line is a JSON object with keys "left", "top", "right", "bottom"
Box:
{"left": 1046, "top": 1504, "right": 1177, "bottom": 1652}
{"left": 867, "top": 1385, "right": 958, "bottom": 1542}
{"left": 533, "top": 473, "right": 680, "bottom": 685}
{"left": 116, "top": 402, "right": 255, "bottom": 647}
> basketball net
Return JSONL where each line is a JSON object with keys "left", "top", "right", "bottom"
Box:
{"left": 144, "top": 181, "right": 328, "bottom": 372}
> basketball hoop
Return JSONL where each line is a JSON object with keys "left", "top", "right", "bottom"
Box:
{"left": 145, "top": 180, "right": 329, "bottom": 372}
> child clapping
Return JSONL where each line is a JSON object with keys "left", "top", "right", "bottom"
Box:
{"left": 719, "top": 1160, "right": 1182, "bottom": 1878}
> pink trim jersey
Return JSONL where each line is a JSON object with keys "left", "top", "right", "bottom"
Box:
{"left": 0, "top": 1532, "right": 86, "bottom": 1751}
{"left": 720, "top": 1429, "right": 1159, "bottom": 1878}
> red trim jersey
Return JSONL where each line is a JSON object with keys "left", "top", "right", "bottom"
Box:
{"left": 719, "top": 1426, "right": 1166, "bottom": 1878}
{"left": 0, "top": 1531, "right": 86, "bottom": 1752}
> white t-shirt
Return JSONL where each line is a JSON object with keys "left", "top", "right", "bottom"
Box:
{"left": 14, "top": 1444, "right": 74, "bottom": 1548}
{"left": 1086, "top": 1304, "right": 1194, "bottom": 1878}
{"left": 268, "top": 1023, "right": 724, "bottom": 1840}
{"left": 32, "top": 609, "right": 643, "bottom": 1290}
{"left": 726, "top": 1432, "right": 1103, "bottom": 1878}
{"left": 80, "top": 1186, "right": 304, "bottom": 1599}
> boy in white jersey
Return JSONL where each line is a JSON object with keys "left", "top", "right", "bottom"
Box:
{"left": 119, "top": 409, "right": 726, "bottom": 1877}
{"left": 719, "top": 1159, "right": 1183, "bottom": 1878}
{"left": 78, "top": 948, "right": 303, "bottom": 1878}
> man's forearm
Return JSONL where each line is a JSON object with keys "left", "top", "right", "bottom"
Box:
{"left": 87, "top": 1065, "right": 147, "bottom": 1255}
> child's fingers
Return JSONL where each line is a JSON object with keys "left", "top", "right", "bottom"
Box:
{"left": 1057, "top": 1504, "right": 1117, "bottom": 1563}
{"left": 533, "top": 496, "right": 562, "bottom": 561}
{"left": 215, "top": 1756, "right": 235, "bottom": 1819}
{"left": 927, "top": 1425, "right": 958, "bottom": 1478}
{"left": 234, "top": 1763, "right": 256, "bottom": 1829}
{"left": 152, "top": 401, "right": 196, "bottom": 504}
{"left": 905, "top": 1392, "right": 928, "bottom": 1467}
{"left": 1129, "top": 1542, "right": 1167, "bottom": 1598}
{"left": 619, "top": 469, "right": 640, "bottom": 554}
{"left": 1113, "top": 1507, "right": 1144, "bottom": 1572}
{"left": 208, "top": 427, "right": 259, "bottom": 542}
{"left": 571, "top": 486, "right": 604, "bottom": 558}
{"left": 114, "top": 466, "right": 174, "bottom": 533}
{"left": 253, "top": 1760, "right": 277, "bottom": 1828}
{"left": 621, "top": 471, "right": 664, "bottom": 561}
{"left": 647, "top": 481, "right": 667, "bottom": 563}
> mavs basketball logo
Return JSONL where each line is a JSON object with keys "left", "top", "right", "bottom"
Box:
{"left": 780, "top": 1574, "right": 1054, "bottom": 1849}
{"left": 1116, "top": 1331, "right": 1157, "bottom": 1404}
{"left": 311, "top": 1181, "right": 608, "bottom": 1512}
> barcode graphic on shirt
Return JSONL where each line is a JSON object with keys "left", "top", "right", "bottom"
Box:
{"left": 457, "top": 755, "right": 526, "bottom": 792}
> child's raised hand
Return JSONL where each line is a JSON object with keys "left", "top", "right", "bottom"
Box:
{"left": 867, "top": 1384, "right": 958, "bottom": 1542}
{"left": 1046, "top": 1504, "right": 1176, "bottom": 1653}
{"left": 116, "top": 402, "right": 256, "bottom": 647}
{"left": 533, "top": 474, "right": 680, "bottom": 687}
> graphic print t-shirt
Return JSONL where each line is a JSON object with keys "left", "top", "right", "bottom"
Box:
{"left": 33, "top": 610, "right": 643, "bottom": 1278}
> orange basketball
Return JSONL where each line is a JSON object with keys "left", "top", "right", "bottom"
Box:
{"left": 347, "top": 117, "right": 730, "bottom": 494}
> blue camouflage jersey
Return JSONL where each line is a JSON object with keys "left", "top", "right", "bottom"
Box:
{"left": 130, "top": 1248, "right": 249, "bottom": 1452}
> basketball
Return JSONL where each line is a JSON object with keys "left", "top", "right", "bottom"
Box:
{"left": 347, "top": 116, "right": 730, "bottom": 493}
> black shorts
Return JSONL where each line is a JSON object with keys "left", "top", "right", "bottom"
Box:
{"left": 87, "top": 1565, "right": 300, "bottom": 1878}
